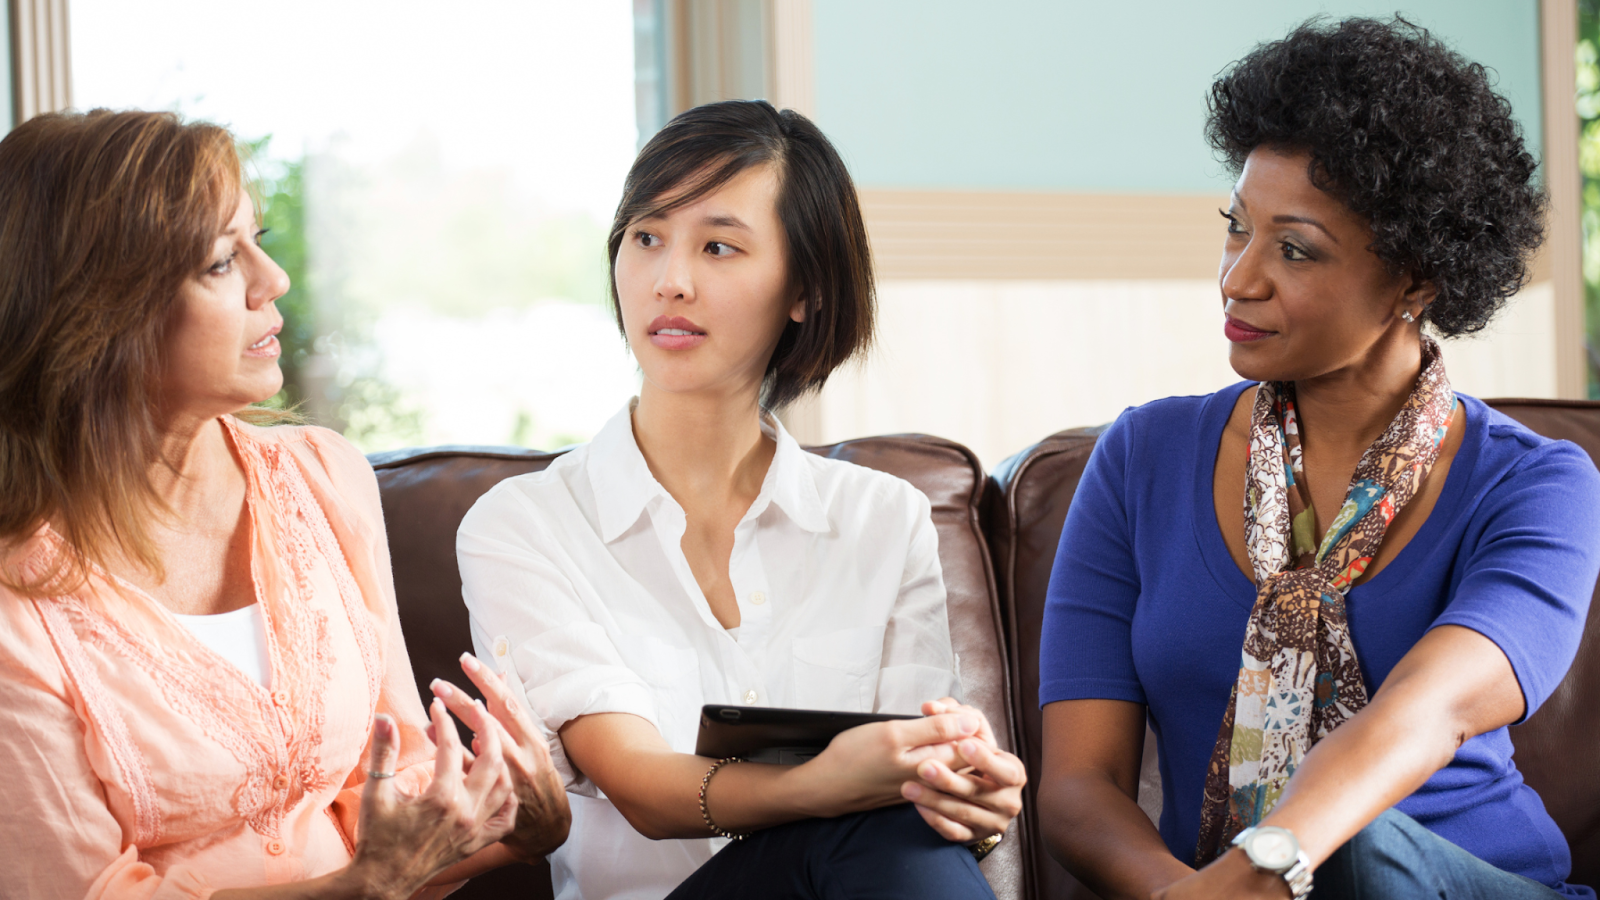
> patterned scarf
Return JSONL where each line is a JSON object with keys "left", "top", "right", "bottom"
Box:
{"left": 1193, "top": 337, "right": 1455, "bottom": 864}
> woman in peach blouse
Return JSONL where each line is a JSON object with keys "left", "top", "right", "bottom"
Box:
{"left": 0, "top": 110, "right": 570, "bottom": 899}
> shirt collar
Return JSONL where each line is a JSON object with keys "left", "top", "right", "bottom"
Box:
{"left": 587, "top": 401, "right": 664, "bottom": 543}
{"left": 585, "top": 399, "right": 831, "bottom": 543}
{"left": 758, "top": 411, "right": 831, "bottom": 535}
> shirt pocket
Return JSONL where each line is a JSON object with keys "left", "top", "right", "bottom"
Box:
{"left": 612, "top": 632, "right": 702, "bottom": 749}
{"left": 791, "top": 625, "right": 887, "bottom": 712}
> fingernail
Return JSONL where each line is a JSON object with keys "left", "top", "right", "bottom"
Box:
{"left": 960, "top": 739, "right": 980, "bottom": 757}
{"left": 460, "top": 652, "right": 479, "bottom": 671}
{"left": 374, "top": 714, "right": 394, "bottom": 740}
{"left": 958, "top": 715, "right": 979, "bottom": 735}
{"left": 903, "top": 782, "right": 923, "bottom": 800}
{"left": 920, "top": 762, "right": 939, "bottom": 780}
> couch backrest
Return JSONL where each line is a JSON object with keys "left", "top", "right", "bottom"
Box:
{"left": 986, "top": 428, "right": 1106, "bottom": 900}
{"left": 989, "top": 400, "right": 1600, "bottom": 897}
{"left": 1486, "top": 400, "right": 1600, "bottom": 890}
{"left": 369, "top": 434, "right": 1023, "bottom": 899}
{"left": 370, "top": 445, "right": 562, "bottom": 900}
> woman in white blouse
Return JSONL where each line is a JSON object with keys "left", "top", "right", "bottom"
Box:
{"left": 456, "top": 100, "right": 1024, "bottom": 900}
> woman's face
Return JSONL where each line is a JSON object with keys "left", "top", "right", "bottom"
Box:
{"left": 614, "top": 163, "right": 803, "bottom": 403}
{"left": 160, "top": 191, "right": 291, "bottom": 420}
{"left": 1218, "top": 146, "right": 1428, "bottom": 383}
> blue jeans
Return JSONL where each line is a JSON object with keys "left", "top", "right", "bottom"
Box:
{"left": 663, "top": 804, "right": 997, "bottom": 900}
{"left": 1316, "top": 809, "right": 1571, "bottom": 899}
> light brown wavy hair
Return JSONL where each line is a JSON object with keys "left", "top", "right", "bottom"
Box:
{"left": 0, "top": 109, "right": 256, "bottom": 596}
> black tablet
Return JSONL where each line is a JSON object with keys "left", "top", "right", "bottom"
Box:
{"left": 695, "top": 704, "right": 920, "bottom": 765}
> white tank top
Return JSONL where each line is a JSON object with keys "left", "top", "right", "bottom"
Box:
{"left": 173, "top": 603, "right": 271, "bottom": 688}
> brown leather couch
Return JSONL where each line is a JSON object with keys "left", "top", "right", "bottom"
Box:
{"left": 985, "top": 399, "right": 1600, "bottom": 899}
{"left": 369, "top": 399, "right": 1600, "bottom": 900}
{"left": 369, "top": 435, "right": 1024, "bottom": 900}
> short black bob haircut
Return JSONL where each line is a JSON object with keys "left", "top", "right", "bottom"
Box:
{"left": 1206, "top": 17, "right": 1546, "bottom": 337}
{"left": 607, "top": 99, "right": 874, "bottom": 410}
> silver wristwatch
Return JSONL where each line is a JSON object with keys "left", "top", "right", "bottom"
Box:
{"left": 1232, "top": 826, "right": 1313, "bottom": 899}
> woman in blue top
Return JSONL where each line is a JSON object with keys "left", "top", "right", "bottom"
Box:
{"left": 1038, "top": 17, "right": 1600, "bottom": 900}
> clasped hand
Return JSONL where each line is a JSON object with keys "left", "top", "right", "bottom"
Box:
{"left": 802, "top": 696, "right": 1025, "bottom": 845}
{"left": 902, "top": 698, "right": 1026, "bottom": 843}
{"left": 1149, "top": 849, "right": 1292, "bottom": 900}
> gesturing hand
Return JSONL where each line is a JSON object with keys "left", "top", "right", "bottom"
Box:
{"left": 431, "top": 652, "right": 572, "bottom": 861}
{"left": 901, "top": 697, "right": 1026, "bottom": 843}
{"left": 349, "top": 702, "right": 517, "bottom": 900}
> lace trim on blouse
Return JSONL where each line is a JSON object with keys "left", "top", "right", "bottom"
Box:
{"left": 26, "top": 420, "right": 383, "bottom": 847}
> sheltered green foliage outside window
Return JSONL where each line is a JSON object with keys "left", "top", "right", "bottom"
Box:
{"left": 1577, "top": 0, "right": 1600, "bottom": 396}
{"left": 245, "top": 137, "right": 424, "bottom": 446}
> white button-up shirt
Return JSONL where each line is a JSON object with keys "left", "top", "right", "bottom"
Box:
{"left": 458, "top": 402, "right": 959, "bottom": 900}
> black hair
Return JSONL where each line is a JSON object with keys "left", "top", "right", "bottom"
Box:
{"left": 607, "top": 99, "right": 874, "bottom": 409}
{"left": 1207, "top": 16, "right": 1546, "bottom": 336}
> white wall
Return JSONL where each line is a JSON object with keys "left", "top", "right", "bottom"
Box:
{"left": 809, "top": 279, "right": 1559, "bottom": 468}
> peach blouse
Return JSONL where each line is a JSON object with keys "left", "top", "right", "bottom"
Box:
{"left": 0, "top": 419, "right": 435, "bottom": 899}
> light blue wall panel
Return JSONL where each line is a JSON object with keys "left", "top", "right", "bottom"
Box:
{"left": 813, "top": 1, "right": 1543, "bottom": 194}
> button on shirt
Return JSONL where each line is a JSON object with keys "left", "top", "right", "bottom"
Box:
{"left": 458, "top": 403, "right": 959, "bottom": 900}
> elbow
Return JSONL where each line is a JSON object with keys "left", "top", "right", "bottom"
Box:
{"left": 1038, "top": 772, "right": 1103, "bottom": 868}
{"left": 1434, "top": 695, "right": 1499, "bottom": 763}
{"left": 610, "top": 799, "right": 676, "bottom": 841}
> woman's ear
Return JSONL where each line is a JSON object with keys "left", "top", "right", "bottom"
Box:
{"left": 789, "top": 285, "right": 807, "bottom": 324}
{"left": 1401, "top": 273, "right": 1438, "bottom": 319}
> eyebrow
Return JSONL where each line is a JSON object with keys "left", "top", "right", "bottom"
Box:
{"left": 702, "top": 214, "right": 750, "bottom": 230}
{"left": 1229, "top": 193, "right": 1340, "bottom": 245}
{"left": 633, "top": 211, "right": 753, "bottom": 231}
{"left": 1272, "top": 214, "right": 1340, "bottom": 244}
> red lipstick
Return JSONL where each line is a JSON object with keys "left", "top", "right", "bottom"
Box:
{"left": 1223, "top": 315, "right": 1275, "bottom": 343}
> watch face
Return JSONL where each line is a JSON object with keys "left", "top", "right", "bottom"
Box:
{"left": 1248, "top": 828, "right": 1298, "bottom": 870}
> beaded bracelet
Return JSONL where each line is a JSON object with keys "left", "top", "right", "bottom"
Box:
{"left": 697, "top": 756, "right": 747, "bottom": 840}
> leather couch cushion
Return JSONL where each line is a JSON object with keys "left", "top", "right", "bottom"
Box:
{"left": 1486, "top": 400, "right": 1600, "bottom": 891}
{"left": 370, "top": 434, "right": 1022, "bottom": 900}
{"left": 987, "top": 428, "right": 1106, "bottom": 900}
{"left": 992, "top": 400, "right": 1600, "bottom": 898}
{"left": 370, "top": 446, "right": 562, "bottom": 899}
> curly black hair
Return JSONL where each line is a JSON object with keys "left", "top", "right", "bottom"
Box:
{"left": 1206, "top": 16, "right": 1546, "bottom": 336}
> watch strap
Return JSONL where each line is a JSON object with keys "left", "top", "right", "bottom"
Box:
{"left": 968, "top": 832, "right": 1002, "bottom": 862}
{"left": 1280, "top": 850, "right": 1313, "bottom": 899}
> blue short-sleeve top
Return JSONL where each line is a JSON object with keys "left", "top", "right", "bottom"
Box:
{"left": 1039, "top": 383, "right": 1600, "bottom": 898}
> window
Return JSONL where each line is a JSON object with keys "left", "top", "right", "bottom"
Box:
{"left": 71, "top": 0, "right": 642, "bottom": 451}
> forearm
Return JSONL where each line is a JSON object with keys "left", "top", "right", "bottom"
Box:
{"left": 1039, "top": 701, "right": 1191, "bottom": 899}
{"left": 562, "top": 713, "right": 821, "bottom": 840}
{"left": 211, "top": 868, "right": 372, "bottom": 900}
{"left": 1041, "top": 773, "right": 1193, "bottom": 900}
{"left": 1259, "top": 625, "right": 1522, "bottom": 866}
{"left": 1257, "top": 687, "right": 1458, "bottom": 865}
{"left": 606, "top": 747, "right": 826, "bottom": 839}
{"left": 425, "top": 843, "right": 517, "bottom": 887}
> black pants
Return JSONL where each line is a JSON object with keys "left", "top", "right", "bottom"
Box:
{"left": 664, "top": 804, "right": 997, "bottom": 900}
